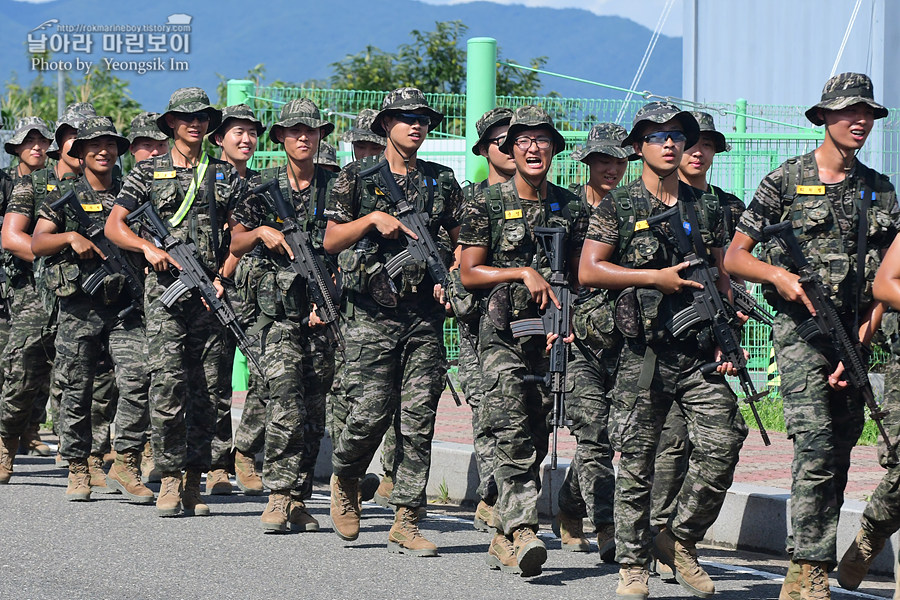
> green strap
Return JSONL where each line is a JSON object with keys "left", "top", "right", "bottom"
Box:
{"left": 638, "top": 345, "right": 657, "bottom": 390}
{"left": 168, "top": 153, "right": 210, "bottom": 227}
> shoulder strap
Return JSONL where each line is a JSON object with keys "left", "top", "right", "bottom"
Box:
{"left": 484, "top": 183, "right": 509, "bottom": 252}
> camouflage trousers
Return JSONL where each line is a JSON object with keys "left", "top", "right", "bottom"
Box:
{"left": 332, "top": 297, "right": 445, "bottom": 509}
{"left": 458, "top": 318, "right": 497, "bottom": 503}
{"left": 650, "top": 401, "right": 691, "bottom": 530}
{"left": 858, "top": 359, "right": 900, "bottom": 539}
{"left": 210, "top": 336, "right": 236, "bottom": 471}
{"left": 55, "top": 294, "right": 149, "bottom": 459}
{"left": 557, "top": 342, "right": 616, "bottom": 528}
{"left": 609, "top": 340, "right": 747, "bottom": 564}
{"left": 234, "top": 372, "right": 267, "bottom": 456}
{"left": 773, "top": 313, "right": 866, "bottom": 567}
{"left": 0, "top": 279, "right": 53, "bottom": 439}
{"left": 145, "top": 272, "right": 225, "bottom": 474}
{"left": 479, "top": 317, "right": 551, "bottom": 535}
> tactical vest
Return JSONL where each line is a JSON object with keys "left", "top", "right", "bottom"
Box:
{"left": 42, "top": 176, "right": 127, "bottom": 306}
{"left": 337, "top": 154, "right": 456, "bottom": 302}
{"left": 149, "top": 152, "right": 232, "bottom": 273}
{"left": 759, "top": 152, "right": 895, "bottom": 314}
{"left": 257, "top": 165, "right": 336, "bottom": 250}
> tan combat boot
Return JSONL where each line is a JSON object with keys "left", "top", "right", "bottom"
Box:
{"left": 157, "top": 472, "right": 183, "bottom": 517}
{"left": 616, "top": 564, "right": 650, "bottom": 600}
{"left": 289, "top": 499, "right": 320, "bottom": 532}
{"left": 107, "top": 450, "right": 154, "bottom": 504}
{"left": 554, "top": 510, "right": 591, "bottom": 552}
{"left": 486, "top": 532, "right": 521, "bottom": 574}
{"left": 140, "top": 442, "right": 161, "bottom": 483}
{"left": 182, "top": 470, "right": 210, "bottom": 516}
{"left": 88, "top": 454, "right": 116, "bottom": 494}
{"left": 330, "top": 474, "right": 360, "bottom": 541}
{"left": 838, "top": 528, "right": 886, "bottom": 591}
{"left": 798, "top": 560, "right": 831, "bottom": 600}
{"left": 511, "top": 526, "right": 547, "bottom": 577}
{"left": 373, "top": 473, "right": 393, "bottom": 509}
{"left": 234, "top": 450, "right": 264, "bottom": 496}
{"left": 388, "top": 505, "right": 438, "bottom": 557}
{"left": 0, "top": 437, "right": 18, "bottom": 484}
{"left": 20, "top": 424, "right": 51, "bottom": 456}
{"left": 474, "top": 500, "right": 495, "bottom": 532}
{"left": 66, "top": 457, "right": 92, "bottom": 502}
{"left": 653, "top": 528, "right": 714, "bottom": 598}
{"left": 261, "top": 491, "right": 291, "bottom": 533}
{"left": 780, "top": 559, "right": 802, "bottom": 600}
{"left": 205, "top": 469, "right": 233, "bottom": 495}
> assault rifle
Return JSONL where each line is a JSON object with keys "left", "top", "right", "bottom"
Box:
{"left": 509, "top": 227, "right": 574, "bottom": 469}
{"left": 251, "top": 179, "right": 345, "bottom": 357}
{"left": 763, "top": 220, "right": 894, "bottom": 454}
{"left": 360, "top": 160, "right": 475, "bottom": 406}
{"left": 50, "top": 190, "right": 145, "bottom": 318}
{"left": 125, "top": 201, "right": 262, "bottom": 373}
{"left": 731, "top": 281, "right": 775, "bottom": 327}
{"left": 648, "top": 204, "right": 771, "bottom": 445}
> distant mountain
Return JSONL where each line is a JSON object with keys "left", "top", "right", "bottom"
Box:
{"left": 1, "top": 0, "right": 682, "bottom": 111}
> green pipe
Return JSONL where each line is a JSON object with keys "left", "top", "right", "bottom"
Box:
{"left": 466, "top": 37, "right": 497, "bottom": 183}
{"left": 226, "top": 79, "right": 255, "bottom": 107}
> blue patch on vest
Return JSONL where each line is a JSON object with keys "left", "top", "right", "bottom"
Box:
{"left": 682, "top": 221, "right": 691, "bottom": 235}
{"left": 431, "top": 178, "right": 437, "bottom": 185}
{"left": 550, "top": 202, "right": 560, "bottom": 212}
{"left": 215, "top": 172, "right": 224, "bottom": 180}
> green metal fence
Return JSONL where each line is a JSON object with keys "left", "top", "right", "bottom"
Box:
{"left": 231, "top": 81, "right": 900, "bottom": 397}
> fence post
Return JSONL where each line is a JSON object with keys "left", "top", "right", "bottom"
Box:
{"left": 226, "top": 79, "right": 254, "bottom": 106}
{"left": 466, "top": 37, "right": 497, "bottom": 183}
{"left": 735, "top": 98, "right": 747, "bottom": 199}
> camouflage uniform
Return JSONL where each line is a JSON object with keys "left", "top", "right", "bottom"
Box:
{"left": 738, "top": 152, "right": 897, "bottom": 566}
{"left": 38, "top": 117, "right": 149, "bottom": 460}
{"left": 459, "top": 172, "right": 588, "bottom": 534}
{"left": 115, "top": 90, "right": 245, "bottom": 475}
{"left": 591, "top": 164, "right": 747, "bottom": 563}
{"left": 327, "top": 90, "right": 461, "bottom": 509}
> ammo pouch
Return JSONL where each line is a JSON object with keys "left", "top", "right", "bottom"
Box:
{"left": 446, "top": 268, "right": 478, "bottom": 324}
{"left": 257, "top": 269, "right": 308, "bottom": 321}
{"left": 614, "top": 287, "right": 665, "bottom": 344}
{"left": 337, "top": 240, "right": 400, "bottom": 308}
{"left": 483, "top": 282, "right": 532, "bottom": 330}
{"left": 43, "top": 260, "right": 81, "bottom": 299}
{"left": 573, "top": 289, "right": 620, "bottom": 351}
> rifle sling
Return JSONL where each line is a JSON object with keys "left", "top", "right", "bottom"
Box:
{"left": 207, "top": 165, "right": 220, "bottom": 271}
{"left": 856, "top": 190, "right": 870, "bottom": 333}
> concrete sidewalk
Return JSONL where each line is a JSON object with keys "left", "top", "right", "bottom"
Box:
{"left": 233, "top": 389, "right": 900, "bottom": 577}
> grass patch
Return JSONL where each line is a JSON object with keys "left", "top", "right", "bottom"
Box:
{"left": 739, "top": 396, "right": 879, "bottom": 446}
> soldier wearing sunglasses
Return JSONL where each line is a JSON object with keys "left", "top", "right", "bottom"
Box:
{"left": 579, "top": 102, "right": 747, "bottom": 599}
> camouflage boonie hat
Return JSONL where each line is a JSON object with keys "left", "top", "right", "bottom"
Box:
{"left": 371, "top": 87, "right": 444, "bottom": 136}
{"left": 622, "top": 102, "right": 700, "bottom": 149}
{"left": 342, "top": 108, "right": 387, "bottom": 146}
{"left": 208, "top": 103, "right": 266, "bottom": 144}
{"left": 570, "top": 122, "right": 638, "bottom": 162}
{"left": 156, "top": 87, "right": 222, "bottom": 137}
{"left": 314, "top": 141, "right": 339, "bottom": 169}
{"left": 471, "top": 107, "right": 513, "bottom": 156}
{"left": 127, "top": 112, "right": 167, "bottom": 143}
{"left": 269, "top": 98, "right": 334, "bottom": 144}
{"left": 805, "top": 72, "right": 888, "bottom": 125}
{"left": 67, "top": 116, "right": 130, "bottom": 158}
{"left": 48, "top": 102, "right": 98, "bottom": 159}
{"left": 4, "top": 116, "right": 53, "bottom": 155}
{"left": 498, "top": 105, "right": 566, "bottom": 156}
{"left": 690, "top": 111, "right": 730, "bottom": 152}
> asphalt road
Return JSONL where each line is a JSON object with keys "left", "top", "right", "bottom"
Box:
{"left": 0, "top": 456, "right": 894, "bottom": 600}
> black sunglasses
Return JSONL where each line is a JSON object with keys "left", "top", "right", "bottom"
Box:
{"left": 641, "top": 131, "right": 687, "bottom": 145}
{"left": 173, "top": 111, "right": 211, "bottom": 123}
{"left": 395, "top": 112, "right": 431, "bottom": 127}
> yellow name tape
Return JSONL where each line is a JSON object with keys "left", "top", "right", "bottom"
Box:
{"left": 634, "top": 219, "right": 649, "bottom": 231}
{"left": 154, "top": 171, "right": 176, "bottom": 180}
{"left": 505, "top": 209, "right": 523, "bottom": 219}
{"left": 46, "top": 184, "right": 56, "bottom": 191}
{"left": 375, "top": 187, "right": 385, "bottom": 195}
{"left": 81, "top": 203, "right": 103, "bottom": 212}
{"left": 796, "top": 185, "right": 825, "bottom": 195}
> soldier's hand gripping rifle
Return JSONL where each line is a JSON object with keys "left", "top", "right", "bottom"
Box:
{"left": 251, "top": 179, "right": 345, "bottom": 358}
{"left": 763, "top": 220, "right": 895, "bottom": 454}
{"left": 50, "top": 190, "right": 145, "bottom": 319}
{"left": 125, "top": 201, "right": 262, "bottom": 374}
{"left": 360, "top": 160, "right": 474, "bottom": 406}
{"left": 509, "top": 227, "right": 574, "bottom": 469}
{"left": 731, "top": 280, "right": 775, "bottom": 327}
{"left": 648, "top": 204, "right": 771, "bottom": 445}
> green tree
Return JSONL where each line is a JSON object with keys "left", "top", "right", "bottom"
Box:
{"left": 329, "top": 45, "right": 398, "bottom": 92}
